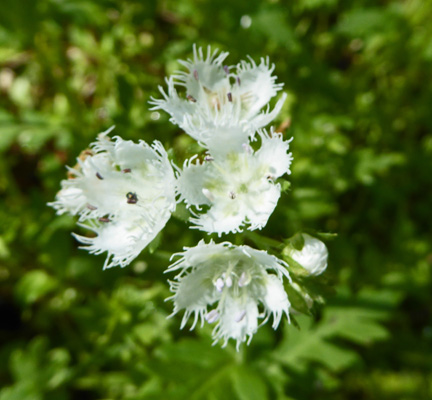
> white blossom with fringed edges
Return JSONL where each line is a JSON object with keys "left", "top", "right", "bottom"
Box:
{"left": 176, "top": 129, "right": 293, "bottom": 235}
{"left": 150, "top": 45, "right": 287, "bottom": 155}
{"left": 49, "top": 127, "right": 176, "bottom": 269}
{"left": 166, "top": 240, "right": 291, "bottom": 349}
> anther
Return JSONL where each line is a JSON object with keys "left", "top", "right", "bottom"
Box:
{"left": 242, "top": 143, "right": 252, "bottom": 155}
{"left": 234, "top": 310, "right": 246, "bottom": 323}
{"left": 126, "top": 192, "right": 138, "bottom": 204}
{"left": 215, "top": 278, "right": 224, "bottom": 292}
{"left": 236, "top": 76, "right": 241, "bottom": 86}
{"left": 229, "top": 191, "right": 236, "bottom": 200}
{"left": 86, "top": 204, "right": 97, "bottom": 210}
{"left": 238, "top": 272, "right": 249, "bottom": 287}
{"left": 266, "top": 175, "right": 274, "bottom": 182}
{"left": 186, "top": 94, "right": 197, "bottom": 102}
{"left": 202, "top": 188, "right": 215, "bottom": 202}
{"left": 204, "top": 155, "right": 214, "bottom": 162}
{"left": 205, "top": 309, "right": 220, "bottom": 323}
{"left": 122, "top": 168, "right": 131, "bottom": 173}
{"left": 193, "top": 69, "right": 199, "bottom": 80}
{"left": 96, "top": 172, "right": 103, "bottom": 180}
{"left": 225, "top": 275, "right": 233, "bottom": 287}
{"left": 227, "top": 92, "right": 232, "bottom": 102}
{"left": 223, "top": 65, "right": 229, "bottom": 74}
{"left": 98, "top": 217, "right": 110, "bottom": 223}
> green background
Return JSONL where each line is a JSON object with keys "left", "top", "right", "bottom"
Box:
{"left": 0, "top": 0, "right": 431, "bottom": 399}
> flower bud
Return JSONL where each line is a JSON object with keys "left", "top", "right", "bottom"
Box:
{"left": 290, "top": 234, "right": 328, "bottom": 276}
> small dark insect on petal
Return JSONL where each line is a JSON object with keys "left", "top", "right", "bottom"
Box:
{"left": 229, "top": 191, "right": 236, "bottom": 200}
{"left": 126, "top": 192, "right": 138, "bottom": 204}
{"left": 227, "top": 92, "right": 232, "bottom": 102}
{"left": 193, "top": 70, "right": 199, "bottom": 80}
{"left": 122, "top": 168, "right": 132, "bottom": 173}
{"left": 266, "top": 175, "right": 275, "bottom": 182}
{"left": 96, "top": 172, "right": 104, "bottom": 180}
{"left": 186, "top": 94, "right": 197, "bottom": 102}
{"left": 98, "top": 217, "right": 110, "bottom": 223}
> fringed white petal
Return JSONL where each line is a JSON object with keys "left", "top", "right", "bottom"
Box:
{"left": 166, "top": 242, "right": 291, "bottom": 349}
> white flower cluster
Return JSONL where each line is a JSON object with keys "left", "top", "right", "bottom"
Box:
{"left": 151, "top": 45, "right": 293, "bottom": 235}
{"left": 49, "top": 127, "right": 177, "bottom": 269}
{"left": 50, "top": 46, "right": 329, "bottom": 349}
{"left": 167, "top": 241, "right": 291, "bottom": 349}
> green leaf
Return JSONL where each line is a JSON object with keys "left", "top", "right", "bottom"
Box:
{"left": 14, "top": 270, "right": 58, "bottom": 305}
{"left": 232, "top": 366, "right": 268, "bottom": 400}
{"left": 273, "top": 288, "right": 398, "bottom": 373}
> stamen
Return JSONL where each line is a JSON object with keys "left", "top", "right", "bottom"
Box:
{"left": 225, "top": 275, "right": 233, "bottom": 287}
{"left": 96, "top": 172, "right": 103, "bottom": 180}
{"left": 122, "top": 168, "right": 131, "bottom": 173}
{"left": 234, "top": 310, "right": 246, "bottom": 323}
{"left": 186, "top": 94, "right": 197, "bottom": 102}
{"left": 205, "top": 309, "right": 220, "bottom": 323}
{"left": 126, "top": 192, "right": 138, "bottom": 204}
{"left": 223, "top": 65, "right": 229, "bottom": 74}
{"left": 227, "top": 92, "right": 232, "bottom": 102}
{"left": 202, "top": 188, "right": 215, "bottom": 202}
{"left": 242, "top": 143, "right": 252, "bottom": 155}
{"left": 215, "top": 278, "right": 224, "bottom": 292}
{"left": 204, "top": 155, "right": 214, "bottom": 162}
{"left": 193, "top": 69, "right": 199, "bottom": 80}
{"left": 238, "top": 272, "right": 249, "bottom": 287}
{"left": 236, "top": 76, "right": 241, "bottom": 86}
{"left": 86, "top": 204, "right": 97, "bottom": 210}
{"left": 98, "top": 217, "right": 110, "bottom": 223}
{"left": 229, "top": 191, "right": 236, "bottom": 200}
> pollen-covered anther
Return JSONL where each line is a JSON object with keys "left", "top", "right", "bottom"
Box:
{"left": 86, "top": 204, "right": 97, "bottom": 210}
{"left": 227, "top": 92, "right": 232, "bottom": 102}
{"left": 186, "top": 94, "right": 197, "bottom": 102}
{"left": 98, "top": 217, "right": 110, "bottom": 223}
{"left": 122, "top": 168, "right": 131, "bottom": 173}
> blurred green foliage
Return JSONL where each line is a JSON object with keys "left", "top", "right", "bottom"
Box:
{"left": 1, "top": 0, "right": 431, "bottom": 399}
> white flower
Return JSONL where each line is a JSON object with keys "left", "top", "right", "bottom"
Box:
{"left": 149, "top": 45, "right": 287, "bottom": 154}
{"left": 167, "top": 241, "right": 291, "bottom": 349}
{"left": 176, "top": 129, "right": 293, "bottom": 235}
{"left": 289, "top": 234, "right": 328, "bottom": 276}
{"left": 49, "top": 127, "right": 176, "bottom": 269}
